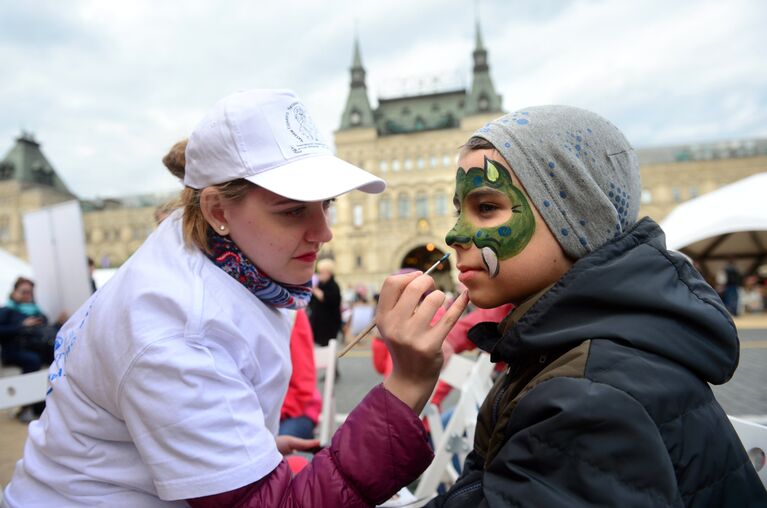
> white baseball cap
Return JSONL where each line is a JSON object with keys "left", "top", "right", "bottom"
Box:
{"left": 184, "top": 89, "right": 385, "bottom": 201}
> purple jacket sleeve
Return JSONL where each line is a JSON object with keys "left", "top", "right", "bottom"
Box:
{"left": 187, "top": 383, "right": 434, "bottom": 508}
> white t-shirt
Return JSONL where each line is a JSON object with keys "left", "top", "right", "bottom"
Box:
{"left": 3, "top": 212, "right": 293, "bottom": 507}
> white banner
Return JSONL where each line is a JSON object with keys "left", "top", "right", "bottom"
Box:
{"left": 22, "top": 200, "right": 92, "bottom": 320}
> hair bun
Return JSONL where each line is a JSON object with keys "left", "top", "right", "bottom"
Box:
{"left": 162, "top": 139, "right": 188, "bottom": 180}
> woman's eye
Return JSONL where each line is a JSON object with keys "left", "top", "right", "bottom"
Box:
{"left": 322, "top": 198, "right": 335, "bottom": 211}
{"left": 283, "top": 207, "right": 306, "bottom": 217}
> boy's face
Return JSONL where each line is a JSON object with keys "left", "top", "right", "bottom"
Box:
{"left": 446, "top": 149, "right": 572, "bottom": 308}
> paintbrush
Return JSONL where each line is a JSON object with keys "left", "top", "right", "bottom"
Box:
{"left": 336, "top": 252, "right": 451, "bottom": 358}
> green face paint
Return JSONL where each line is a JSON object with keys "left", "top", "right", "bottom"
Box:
{"left": 445, "top": 156, "right": 535, "bottom": 278}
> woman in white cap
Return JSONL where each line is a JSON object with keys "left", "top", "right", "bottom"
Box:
{"left": 3, "top": 89, "right": 468, "bottom": 507}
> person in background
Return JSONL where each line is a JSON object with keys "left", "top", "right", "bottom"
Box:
{"left": 87, "top": 257, "right": 97, "bottom": 293}
{"left": 4, "top": 89, "right": 469, "bottom": 507}
{"left": 343, "top": 284, "right": 376, "bottom": 341}
{"left": 0, "top": 277, "right": 57, "bottom": 422}
{"left": 718, "top": 258, "right": 743, "bottom": 316}
{"left": 279, "top": 309, "right": 322, "bottom": 440}
{"left": 742, "top": 275, "right": 764, "bottom": 314}
{"left": 308, "top": 259, "right": 343, "bottom": 348}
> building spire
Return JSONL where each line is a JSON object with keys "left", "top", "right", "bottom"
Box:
{"left": 340, "top": 33, "right": 374, "bottom": 130}
{"left": 465, "top": 15, "right": 503, "bottom": 115}
{"left": 474, "top": 12, "right": 484, "bottom": 51}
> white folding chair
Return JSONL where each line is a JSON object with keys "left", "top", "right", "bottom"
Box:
{"left": 728, "top": 415, "right": 767, "bottom": 487}
{"left": 0, "top": 369, "right": 49, "bottom": 411}
{"left": 314, "top": 338, "right": 338, "bottom": 446}
{"left": 414, "top": 352, "right": 494, "bottom": 502}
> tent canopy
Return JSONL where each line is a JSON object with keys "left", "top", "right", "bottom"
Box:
{"left": 0, "top": 248, "right": 34, "bottom": 300}
{"left": 660, "top": 172, "right": 767, "bottom": 279}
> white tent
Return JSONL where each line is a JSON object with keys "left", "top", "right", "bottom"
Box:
{"left": 660, "top": 172, "right": 767, "bottom": 278}
{"left": 0, "top": 248, "right": 34, "bottom": 300}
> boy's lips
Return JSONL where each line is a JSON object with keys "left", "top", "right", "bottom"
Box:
{"left": 457, "top": 264, "right": 484, "bottom": 282}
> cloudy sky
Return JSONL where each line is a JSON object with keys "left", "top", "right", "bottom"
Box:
{"left": 2, "top": 0, "right": 765, "bottom": 199}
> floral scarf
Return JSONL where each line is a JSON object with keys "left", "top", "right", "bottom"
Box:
{"left": 206, "top": 233, "right": 312, "bottom": 309}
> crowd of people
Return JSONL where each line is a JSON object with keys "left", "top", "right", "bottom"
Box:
{"left": 1, "top": 89, "right": 764, "bottom": 506}
{"left": 713, "top": 260, "right": 766, "bottom": 316}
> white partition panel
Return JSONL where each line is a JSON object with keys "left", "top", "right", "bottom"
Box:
{"left": 22, "top": 200, "right": 92, "bottom": 320}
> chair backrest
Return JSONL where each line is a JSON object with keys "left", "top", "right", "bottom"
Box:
{"left": 728, "top": 415, "right": 767, "bottom": 487}
{"left": 0, "top": 370, "right": 49, "bottom": 410}
{"left": 314, "top": 338, "right": 338, "bottom": 445}
{"left": 415, "top": 353, "right": 494, "bottom": 500}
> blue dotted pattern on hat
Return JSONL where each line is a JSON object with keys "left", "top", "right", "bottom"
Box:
{"left": 534, "top": 122, "right": 609, "bottom": 252}
{"left": 608, "top": 181, "right": 631, "bottom": 236}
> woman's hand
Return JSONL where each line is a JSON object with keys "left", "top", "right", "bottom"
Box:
{"left": 275, "top": 435, "right": 321, "bottom": 455}
{"left": 21, "top": 316, "right": 43, "bottom": 327}
{"left": 376, "top": 271, "right": 469, "bottom": 414}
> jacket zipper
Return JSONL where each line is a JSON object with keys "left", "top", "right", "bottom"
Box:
{"left": 491, "top": 364, "right": 515, "bottom": 428}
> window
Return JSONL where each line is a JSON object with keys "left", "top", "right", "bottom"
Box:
{"left": 350, "top": 109, "right": 362, "bottom": 126}
{"left": 398, "top": 193, "right": 410, "bottom": 218}
{"left": 352, "top": 204, "right": 363, "bottom": 227}
{"left": 689, "top": 186, "right": 699, "bottom": 198}
{"left": 328, "top": 202, "right": 337, "bottom": 225}
{"left": 640, "top": 189, "right": 653, "bottom": 205}
{"left": 404, "top": 158, "right": 413, "bottom": 170}
{"left": 392, "top": 159, "right": 401, "bottom": 172}
{"left": 379, "top": 160, "right": 388, "bottom": 172}
{"left": 416, "top": 192, "right": 428, "bottom": 218}
{"left": 434, "top": 192, "right": 448, "bottom": 216}
{"left": 442, "top": 155, "right": 451, "bottom": 167}
{"left": 417, "top": 157, "right": 425, "bottom": 170}
{"left": 355, "top": 255, "right": 364, "bottom": 269}
{"left": 0, "top": 215, "right": 10, "bottom": 242}
{"left": 429, "top": 156, "right": 438, "bottom": 168}
{"left": 672, "top": 187, "right": 682, "bottom": 203}
{"left": 379, "top": 197, "right": 391, "bottom": 220}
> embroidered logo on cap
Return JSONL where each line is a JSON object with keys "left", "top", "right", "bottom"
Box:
{"left": 265, "top": 100, "right": 330, "bottom": 159}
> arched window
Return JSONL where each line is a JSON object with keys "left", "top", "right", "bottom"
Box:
{"left": 416, "top": 192, "right": 428, "bottom": 219}
{"left": 434, "top": 192, "right": 448, "bottom": 216}
{"left": 397, "top": 193, "right": 410, "bottom": 219}
{"left": 379, "top": 197, "right": 391, "bottom": 220}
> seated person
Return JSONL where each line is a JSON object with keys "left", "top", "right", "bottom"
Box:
{"left": 279, "top": 309, "right": 322, "bottom": 441}
{"left": 0, "top": 277, "right": 59, "bottom": 422}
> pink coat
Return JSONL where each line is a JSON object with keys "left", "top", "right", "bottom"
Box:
{"left": 187, "top": 384, "right": 434, "bottom": 507}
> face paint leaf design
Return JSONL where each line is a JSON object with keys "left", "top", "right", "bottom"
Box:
{"left": 481, "top": 246, "right": 499, "bottom": 278}
{"left": 486, "top": 159, "right": 500, "bottom": 182}
{"left": 446, "top": 156, "right": 536, "bottom": 266}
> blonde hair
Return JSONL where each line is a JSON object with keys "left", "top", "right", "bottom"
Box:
{"left": 316, "top": 258, "right": 336, "bottom": 273}
{"left": 162, "top": 139, "right": 253, "bottom": 254}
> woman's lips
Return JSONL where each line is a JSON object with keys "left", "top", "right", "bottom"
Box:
{"left": 294, "top": 252, "right": 318, "bottom": 263}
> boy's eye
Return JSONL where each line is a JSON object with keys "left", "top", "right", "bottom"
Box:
{"left": 478, "top": 202, "right": 499, "bottom": 214}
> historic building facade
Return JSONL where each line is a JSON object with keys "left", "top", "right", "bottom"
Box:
{"left": 329, "top": 24, "right": 767, "bottom": 294}
{"left": 1, "top": 26, "right": 766, "bottom": 292}
{"left": 0, "top": 133, "right": 172, "bottom": 266}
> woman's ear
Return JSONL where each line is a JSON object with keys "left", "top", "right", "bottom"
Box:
{"left": 200, "top": 188, "right": 229, "bottom": 236}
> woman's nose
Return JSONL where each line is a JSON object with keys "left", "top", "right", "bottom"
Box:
{"left": 307, "top": 207, "right": 333, "bottom": 243}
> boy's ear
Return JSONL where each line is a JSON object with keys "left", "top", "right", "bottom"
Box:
{"left": 200, "top": 188, "right": 228, "bottom": 234}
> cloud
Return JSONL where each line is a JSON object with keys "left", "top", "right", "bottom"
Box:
{"left": 0, "top": 0, "right": 764, "bottom": 198}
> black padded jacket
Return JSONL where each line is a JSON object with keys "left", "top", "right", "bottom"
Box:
{"left": 429, "top": 218, "right": 767, "bottom": 507}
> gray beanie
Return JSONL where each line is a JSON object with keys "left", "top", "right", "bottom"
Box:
{"left": 473, "top": 105, "right": 641, "bottom": 259}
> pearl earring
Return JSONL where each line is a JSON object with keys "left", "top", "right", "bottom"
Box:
{"left": 219, "top": 225, "right": 226, "bottom": 231}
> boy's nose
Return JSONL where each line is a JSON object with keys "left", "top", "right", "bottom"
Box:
{"left": 445, "top": 227, "right": 472, "bottom": 248}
